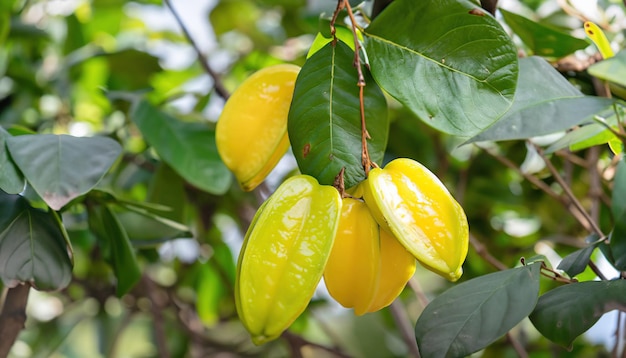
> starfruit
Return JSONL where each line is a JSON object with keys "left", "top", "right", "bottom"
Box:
{"left": 363, "top": 158, "right": 469, "bottom": 281}
{"left": 324, "top": 198, "right": 416, "bottom": 315}
{"left": 216, "top": 64, "right": 300, "bottom": 191}
{"left": 235, "top": 175, "right": 342, "bottom": 344}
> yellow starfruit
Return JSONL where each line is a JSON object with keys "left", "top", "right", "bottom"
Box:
{"left": 324, "top": 197, "right": 416, "bottom": 315}
{"left": 216, "top": 64, "right": 300, "bottom": 191}
{"left": 235, "top": 175, "right": 342, "bottom": 344}
{"left": 363, "top": 158, "right": 469, "bottom": 281}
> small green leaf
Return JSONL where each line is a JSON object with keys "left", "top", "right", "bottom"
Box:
{"left": 364, "top": 0, "right": 518, "bottom": 136}
{"left": 530, "top": 280, "right": 626, "bottom": 348}
{"left": 87, "top": 204, "right": 141, "bottom": 296}
{"left": 610, "top": 158, "right": 626, "bottom": 270}
{"left": 131, "top": 100, "right": 231, "bottom": 195}
{"left": 588, "top": 50, "right": 626, "bottom": 88}
{"left": 288, "top": 41, "right": 388, "bottom": 188}
{"left": 557, "top": 243, "right": 598, "bottom": 277}
{"left": 6, "top": 134, "right": 122, "bottom": 210}
{"left": 500, "top": 9, "right": 589, "bottom": 58}
{"left": 468, "top": 57, "right": 616, "bottom": 143}
{"left": 0, "top": 127, "right": 25, "bottom": 194}
{"left": 0, "top": 191, "right": 72, "bottom": 290}
{"left": 415, "top": 263, "right": 541, "bottom": 358}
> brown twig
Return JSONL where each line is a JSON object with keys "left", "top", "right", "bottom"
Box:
{"left": 534, "top": 144, "right": 605, "bottom": 238}
{"left": 163, "top": 0, "right": 230, "bottom": 100}
{"left": 142, "top": 275, "right": 170, "bottom": 358}
{"left": 0, "top": 284, "right": 31, "bottom": 358}
{"left": 389, "top": 301, "right": 421, "bottom": 358}
{"left": 469, "top": 235, "right": 508, "bottom": 271}
{"left": 330, "top": 0, "right": 373, "bottom": 175}
{"left": 407, "top": 277, "right": 430, "bottom": 309}
{"left": 282, "top": 331, "right": 352, "bottom": 358}
{"left": 506, "top": 332, "right": 528, "bottom": 358}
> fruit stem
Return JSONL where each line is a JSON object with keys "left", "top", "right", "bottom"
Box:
{"left": 331, "top": 0, "right": 373, "bottom": 176}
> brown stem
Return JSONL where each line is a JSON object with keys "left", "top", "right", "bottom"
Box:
{"left": 389, "top": 301, "right": 421, "bottom": 358}
{"left": 407, "top": 277, "right": 430, "bottom": 308}
{"left": 0, "top": 284, "right": 31, "bottom": 358}
{"left": 506, "top": 332, "right": 528, "bottom": 358}
{"left": 330, "top": 0, "right": 373, "bottom": 175}
{"left": 470, "top": 235, "right": 508, "bottom": 271}
{"left": 534, "top": 144, "right": 605, "bottom": 238}
{"left": 163, "top": 0, "right": 230, "bottom": 100}
{"left": 282, "top": 331, "right": 352, "bottom": 358}
{"left": 142, "top": 276, "right": 170, "bottom": 358}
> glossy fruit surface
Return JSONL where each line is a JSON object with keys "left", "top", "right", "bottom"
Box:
{"left": 363, "top": 158, "right": 469, "bottom": 281}
{"left": 324, "top": 197, "right": 416, "bottom": 315}
{"left": 235, "top": 175, "right": 342, "bottom": 344}
{"left": 216, "top": 64, "right": 300, "bottom": 191}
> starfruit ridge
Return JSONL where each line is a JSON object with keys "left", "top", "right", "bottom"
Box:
{"left": 235, "top": 174, "right": 342, "bottom": 344}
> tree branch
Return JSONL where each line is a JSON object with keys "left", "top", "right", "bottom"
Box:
{"left": 389, "top": 301, "right": 421, "bottom": 358}
{"left": 163, "top": 0, "right": 230, "bottom": 100}
{"left": 0, "top": 284, "right": 31, "bottom": 358}
{"left": 480, "top": 0, "right": 498, "bottom": 16}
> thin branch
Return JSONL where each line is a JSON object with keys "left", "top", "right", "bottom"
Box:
{"left": 142, "top": 275, "right": 170, "bottom": 358}
{"left": 163, "top": 0, "right": 230, "bottom": 100}
{"left": 480, "top": 0, "right": 498, "bottom": 16}
{"left": 389, "top": 301, "right": 421, "bottom": 358}
{"left": 0, "top": 284, "right": 31, "bottom": 358}
{"left": 281, "top": 331, "right": 352, "bottom": 358}
{"left": 470, "top": 235, "right": 508, "bottom": 271}
{"left": 407, "top": 277, "right": 430, "bottom": 309}
{"left": 506, "top": 332, "right": 529, "bottom": 358}
{"left": 534, "top": 144, "right": 605, "bottom": 238}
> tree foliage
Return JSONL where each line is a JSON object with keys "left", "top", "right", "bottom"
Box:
{"left": 1, "top": 0, "right": 626, "bottom": 357}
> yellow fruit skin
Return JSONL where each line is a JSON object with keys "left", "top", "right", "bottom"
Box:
{"left": 366, "top": 228, "right": 416, "bottom": 312}
{"left": 324, "top": 198, "right": 381, "bottom": 315}
{"left": 235, "top": 175, "right": 342, "bottom": 344}
{"left": 324, "top": 198, "right": 416, "bottom": 315}
{"left": 216, "top": 64, "right": 300, "bottom": 191}
{"left": 363, "top": 158, "right": 469, "bottom": 282}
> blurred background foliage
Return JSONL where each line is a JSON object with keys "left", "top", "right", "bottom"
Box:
{"left": 1, "top": 0, "right": 625, "bottom": 357}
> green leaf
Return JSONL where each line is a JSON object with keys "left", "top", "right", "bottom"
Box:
{"left": 529, "top": 280, "right": 626, "bottom": 348}
{"left": 588, "top": 50, "right": 626, "bottom": 88}
{"left": 364, "top": 0, "right": 518, "bottom": 137}
{"left": 104, "top": 49, "right": 162, "bottom": 91}
{"left": 0, "top": 191, "right": 72, "bottom": 290}
{"left": 288, "top": 41, "right": 388, "bottom": 188}
{"left": 467, "top": 57, "right": 616, "bottom": 143}
{"left": 557, "top": 243, "right": 598, "bottom": 277}
{"left": 87, "top": 204, "right": 141, "bottom": 296}
{"left": 500, "top": 9, "right": 589, "bottom": 58}
{"left": 545, "top": 123, "right": 614, "bottom": 153}
{"left": 415, "top": 263, "right": 541, "bottom": 358}
{"left": 6, "top": 134, "right": 121, "bottom": 210}
{"left": 131, "top": 100, "right": 231, "bottom": 195}
{"left": 612, "top": 157, "right": 626, "bottom": 219}
{"left": 0, "top": 127, "right": 25, "bottom": 194}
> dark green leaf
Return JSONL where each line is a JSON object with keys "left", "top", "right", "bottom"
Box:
{"left": 415, "top": 263, "right": 541, "bottom": 358}
{"left": 613, "top": 157, "right": 626, "bottom": 219}
{"left": 87, "top": 204, "right": 141, "bottom": 296}
{"left": 364, "top": 0, "right": 518, "bottom": 137}
{"left": 500, "top": 9, "right": 589, "bottom": 58}
{"left": 6, "top": 134, "right": 122, "bottom": 210}
{"left": 467, "top": 57, "right": 616, "bottom": 143}
{"left": 288, "top": 41, "right": 388, "bottom": 188}
{"left": 530, "top": 280, "right": 626, "bottom": 348}
{"left": 104, "top": 49, "right": 162, "bottom": 91}
{"left": 0, "top": 127, "right": 25, "bottom": 194}
{"left": 0, "top": 191, "right": 72, "bottom": 290}
{"left": 588, "top": 50, "right": 626, "bottom": 88}
{"left": 131, "top": 100, "right": 231, "bottom": 195}
{"left": 557, "top": 243, "right": 598, "bottom": 277}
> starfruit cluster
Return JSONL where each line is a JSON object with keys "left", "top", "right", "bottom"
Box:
{"left": 217, "top": 65, "right": 469, "bottom": 345}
